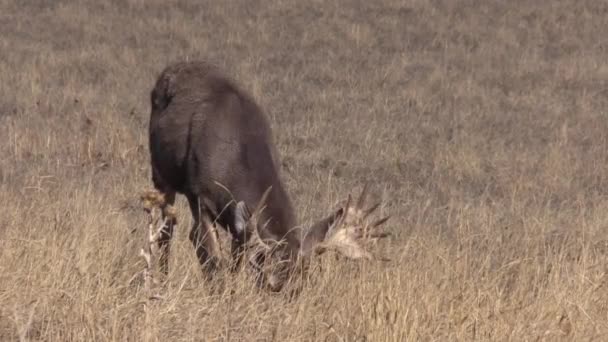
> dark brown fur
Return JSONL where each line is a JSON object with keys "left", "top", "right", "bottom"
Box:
{"left": 149, "top": 61, "right": 300, "bottom": 277}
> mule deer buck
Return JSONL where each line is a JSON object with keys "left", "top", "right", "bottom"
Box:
{"left": 143, "top": 61, "right": 389, "bottom": 291}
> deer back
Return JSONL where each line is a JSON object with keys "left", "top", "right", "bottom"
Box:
{"left": 148, "top": 61, "right": 297, "bottom": 243}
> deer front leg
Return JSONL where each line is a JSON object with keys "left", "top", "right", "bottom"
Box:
{"left": 187, "top": 195, "right": 223, "bottom": 277}
{"left": 189, "top": 214, "right": 223, "bottom": 277}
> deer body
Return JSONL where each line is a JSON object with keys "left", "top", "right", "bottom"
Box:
{"left": 146, "top": 61, "right": 388, "bottom": 291}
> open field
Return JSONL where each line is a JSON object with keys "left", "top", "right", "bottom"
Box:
{"left": 1, "top": 0, "right": 608, "bottom": 340}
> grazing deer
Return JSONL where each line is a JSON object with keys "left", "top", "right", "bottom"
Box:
{"left": 144, "top": 61, "right": 389, "bottom": 291}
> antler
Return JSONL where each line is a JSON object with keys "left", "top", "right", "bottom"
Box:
{"left": 234, "top": 187, "right": 278, "bottom": 266}
{"left": 234, "top": 186, "right": 293, "bottom": 291}
{"left": 316, "top": 184, "right": 390, "bottom": 260}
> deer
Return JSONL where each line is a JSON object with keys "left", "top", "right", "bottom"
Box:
{"left": 142, "top": 61, "right": 389, "bottom": 292}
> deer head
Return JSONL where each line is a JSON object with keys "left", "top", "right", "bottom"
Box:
{"left": 234, "top": 184, "right": 390, "bottom": 291}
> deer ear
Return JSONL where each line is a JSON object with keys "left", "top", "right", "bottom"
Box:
{"left": 327, "top": 207, "right": 345, "bottom": 232}
{"left": 234, "top": 201, "right": 250, "bottom": 235}
{"left": 301, "top": 207, "right": 345, "bottom": 254}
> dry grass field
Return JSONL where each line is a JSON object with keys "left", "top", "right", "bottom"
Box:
{"left": 1, "top": 0, "right": 608, "bottom": 340}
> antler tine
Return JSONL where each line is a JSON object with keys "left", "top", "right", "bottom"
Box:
{"left": 343, "top": 194, "right": 352, "bottom": 215}
{"left": 332, "top": 194, "right": 351, "bottom": 234}
{"left": 363, "top": 202, "right": 381, "bottom": 218}
{"left": 252, "top": 219, "right": 271, "bottom": 251}
{"left": 356, "top": 183, "right": 369, "bottom": 209}
{"left": 236, "top": 187, "right": 274, "bottom": 254}
{"left": 358, "top": 215, "right": 390, "bottom": 240}
{"left": 252, "top": 186, "right": 273, "bottom": 217}
{"left": 370, "top": 216, "right": 390, "bottom": 228}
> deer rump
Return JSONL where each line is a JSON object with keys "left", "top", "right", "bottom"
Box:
{"left": 146, "top": 61, "right": 389, "bottom": 291}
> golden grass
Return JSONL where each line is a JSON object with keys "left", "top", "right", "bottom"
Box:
{"left": 1, "top": 0, "right": 608, "bottom": 340}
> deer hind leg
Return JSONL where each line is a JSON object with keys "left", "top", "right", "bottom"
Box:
{"left": 187, "top": 194, "right": 223, "bottom": 277}
{"left": 152, "top": 170, "right": 177, "bottom": 276}
{"left": 156, "top": 191, "right": 176, "bottom": 275}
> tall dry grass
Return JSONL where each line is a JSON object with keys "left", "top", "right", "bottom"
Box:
{"left": 1, "top": 0, "right": 608, "bottom": 340}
